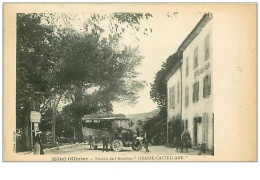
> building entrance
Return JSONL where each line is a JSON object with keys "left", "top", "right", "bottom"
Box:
{"left": 193, "top": 117, "right": 202, "bottom": 147}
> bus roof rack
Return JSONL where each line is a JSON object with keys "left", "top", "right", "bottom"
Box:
{"left": 82, "top": 114, "right": 128, "bottom": 121}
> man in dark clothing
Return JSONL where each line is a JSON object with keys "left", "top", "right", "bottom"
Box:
{"left": 143, "top": 136, "right": 150, "bottom": 152}
{"left": 176, "top": 137, "right": 183, "bottom": 153}
{"left": 34, "top": 131, "right": 44, "bottom": 155}
{"left": 102, "top": 129, "right": 110, "bottom": 152}
{"left": 181, "top": 129, "right": 191, "bottom": 153}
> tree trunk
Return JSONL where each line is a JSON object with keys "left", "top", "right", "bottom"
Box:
{"left": 74, "top": 86, "right": 84, "bottom": 142}
{"left": 51, "top": 93, "right": 63, "bottom": 143}
{"left": 51, "top": 112, "right": 56, "bottom": 142}
{"left": 74, "top": 113, "right": 83, "bottom": 143}
{"left": 22, "top": 107, "right": 31, "bottom": 151}
{"left": 73, "top": 127, "right": 76, "bottom": 143}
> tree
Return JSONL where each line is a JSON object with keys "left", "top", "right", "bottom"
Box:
{"left": 147, "top": 53, "right": 180, "bottom": 145}
{"left": 84, "top": 13, "right": 153, "bottom": 42}
{"left": 143, "top": 108, "right": 167, "bottom": 144}
{"left": 150, "top": 53, "right": 179, "bottom": 108}
{"left": 16, "top": 13, "right": 62, "bottom": 150}
{"left": 57, "top": 13, "right": 152, "bottom": 141}
{"left": 58, "top": 30, "right": 146, "bottom": 141}
{"left": 16, "top": 12, "right": 153, "bottom": 149}
{"left": 169, "top": 115, "right": 184, "bottom": 146}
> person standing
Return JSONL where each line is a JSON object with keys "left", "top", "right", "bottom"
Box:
{"left": 143, "top": 135, "right": 150, "bottom": 152}
{"left": 33, "top": 131, "right": 44, "bottom": 155}
{"left": 181, "top": 129, "right": 191, "bottom": 153}
{"left": 102, "top": 128, "right": 109, "bottom": 152}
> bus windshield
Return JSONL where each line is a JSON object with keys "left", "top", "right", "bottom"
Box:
{"left": 111, "top": 120, "right": 129, "bottom": 129}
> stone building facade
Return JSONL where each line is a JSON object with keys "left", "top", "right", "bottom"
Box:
{"left": 165, "top": 13, "right": 214, "bottom": 152}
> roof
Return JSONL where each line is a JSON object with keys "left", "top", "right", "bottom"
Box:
{"left": 102, "top": 117, "right": 129, "bottom": 120}
{"left": 178, "top": 13, "right": 213, "bottom": 52}
{"left": 164, "top": 13, "right": 213, "bottom": 82}
{"left": 82, "top": 117, "right": 129, "bottom": 122}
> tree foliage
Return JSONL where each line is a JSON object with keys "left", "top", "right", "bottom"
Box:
{"left": 168, "top": 115, "right": 184, "bottom": 146}
{"left": 146, "top": 52, "right": 180, "bottom": 145}
{"left": 16, "top": 13, "right": 62, "bottom": 150}
{"left": 143, "top": 107, "right": 167, "bottom": 140}
{"left": 150, "top": 52, "right": 179, "bottom": 108}
{"left": 16, "top": 12, "right": 153, "bottom": 150}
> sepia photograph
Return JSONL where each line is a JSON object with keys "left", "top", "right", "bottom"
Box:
{"left": 3, "top": 3, "right": 257, "bottom": 162}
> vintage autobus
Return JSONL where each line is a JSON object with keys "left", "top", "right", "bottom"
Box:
{"left": 82, "top": 114, "right": 142, "bottom": 152}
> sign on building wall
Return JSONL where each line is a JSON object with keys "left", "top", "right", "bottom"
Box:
{"left": 194, "top": 62, "right": 210, "bottom": 78}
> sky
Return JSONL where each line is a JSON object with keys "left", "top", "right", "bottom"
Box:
{"left": 112, "top": 12, "right": 202, "bottom": 115}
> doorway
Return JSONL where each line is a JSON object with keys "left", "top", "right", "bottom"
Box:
{"left": 193, "top": 117, "right": 202, "bottom": 147}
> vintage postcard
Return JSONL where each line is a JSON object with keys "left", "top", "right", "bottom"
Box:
{"left": 3, "top": 3, "right": 257, "bottom": 162}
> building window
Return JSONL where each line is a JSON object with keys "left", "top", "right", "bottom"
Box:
{"left": 177, "top": 82, "right": 180, "bottom": 103}
{"left": 205, "top": 34, "right": 210, "bottom": 60}
{"left": 193, "top": 47, "right": 198, "bottom": 69}
{"left": 185, "top": 86, "right": 189, "bottom": 107}
{"left": 193, "top": 82, "right": 199, "bottom": 103}
{"left": 186, "top": 57, "right": 189, "bottom": 77}
{"left": 169, "top": 86, "right": 175, "bottom": 108}
{"left": 203, "top": 74, "right": 211, "bottom": 97}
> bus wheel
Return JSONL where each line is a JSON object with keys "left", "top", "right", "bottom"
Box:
{"left": 112, "top": 139, "right": 123, "bottom": 152}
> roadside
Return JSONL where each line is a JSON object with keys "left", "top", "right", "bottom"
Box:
{"left": 16, "top": 142, "right": 88, "bottom": 155}
{"left": 17, "top": 144, "right": 209, "bottom": 156}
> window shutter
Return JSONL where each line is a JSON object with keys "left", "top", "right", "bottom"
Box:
{"left": 203, "top": 76, "right": 206, "bottom": 97}
{"left": 208, "top": 74, "right": 211, "bottom": 96}
{"left": 193, "top": 83, "right": 195, "bottom": 102}
{"left": 197, "top": 82, "right": 199, "bottom": 101}
{"left": 205, "top": 34, "right": 210, "bottom": 60}
{"left": 193, "top": 47, "right": 198, "bottom": 68}
{"left": 203, "top": 75, "right": 211, "bottom": 97}
{"left": 193, "top": 82, "right": 199, "bottom": 102}
{"left": 185, "top": 87, "right": 189, "bottom": 107}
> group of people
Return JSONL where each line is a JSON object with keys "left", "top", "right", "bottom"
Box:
{"left": 176, "top": 129, "right": 191, "bottom": 153}
{"left": 33, "top": 129, "right": 190, "bottom": 154}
